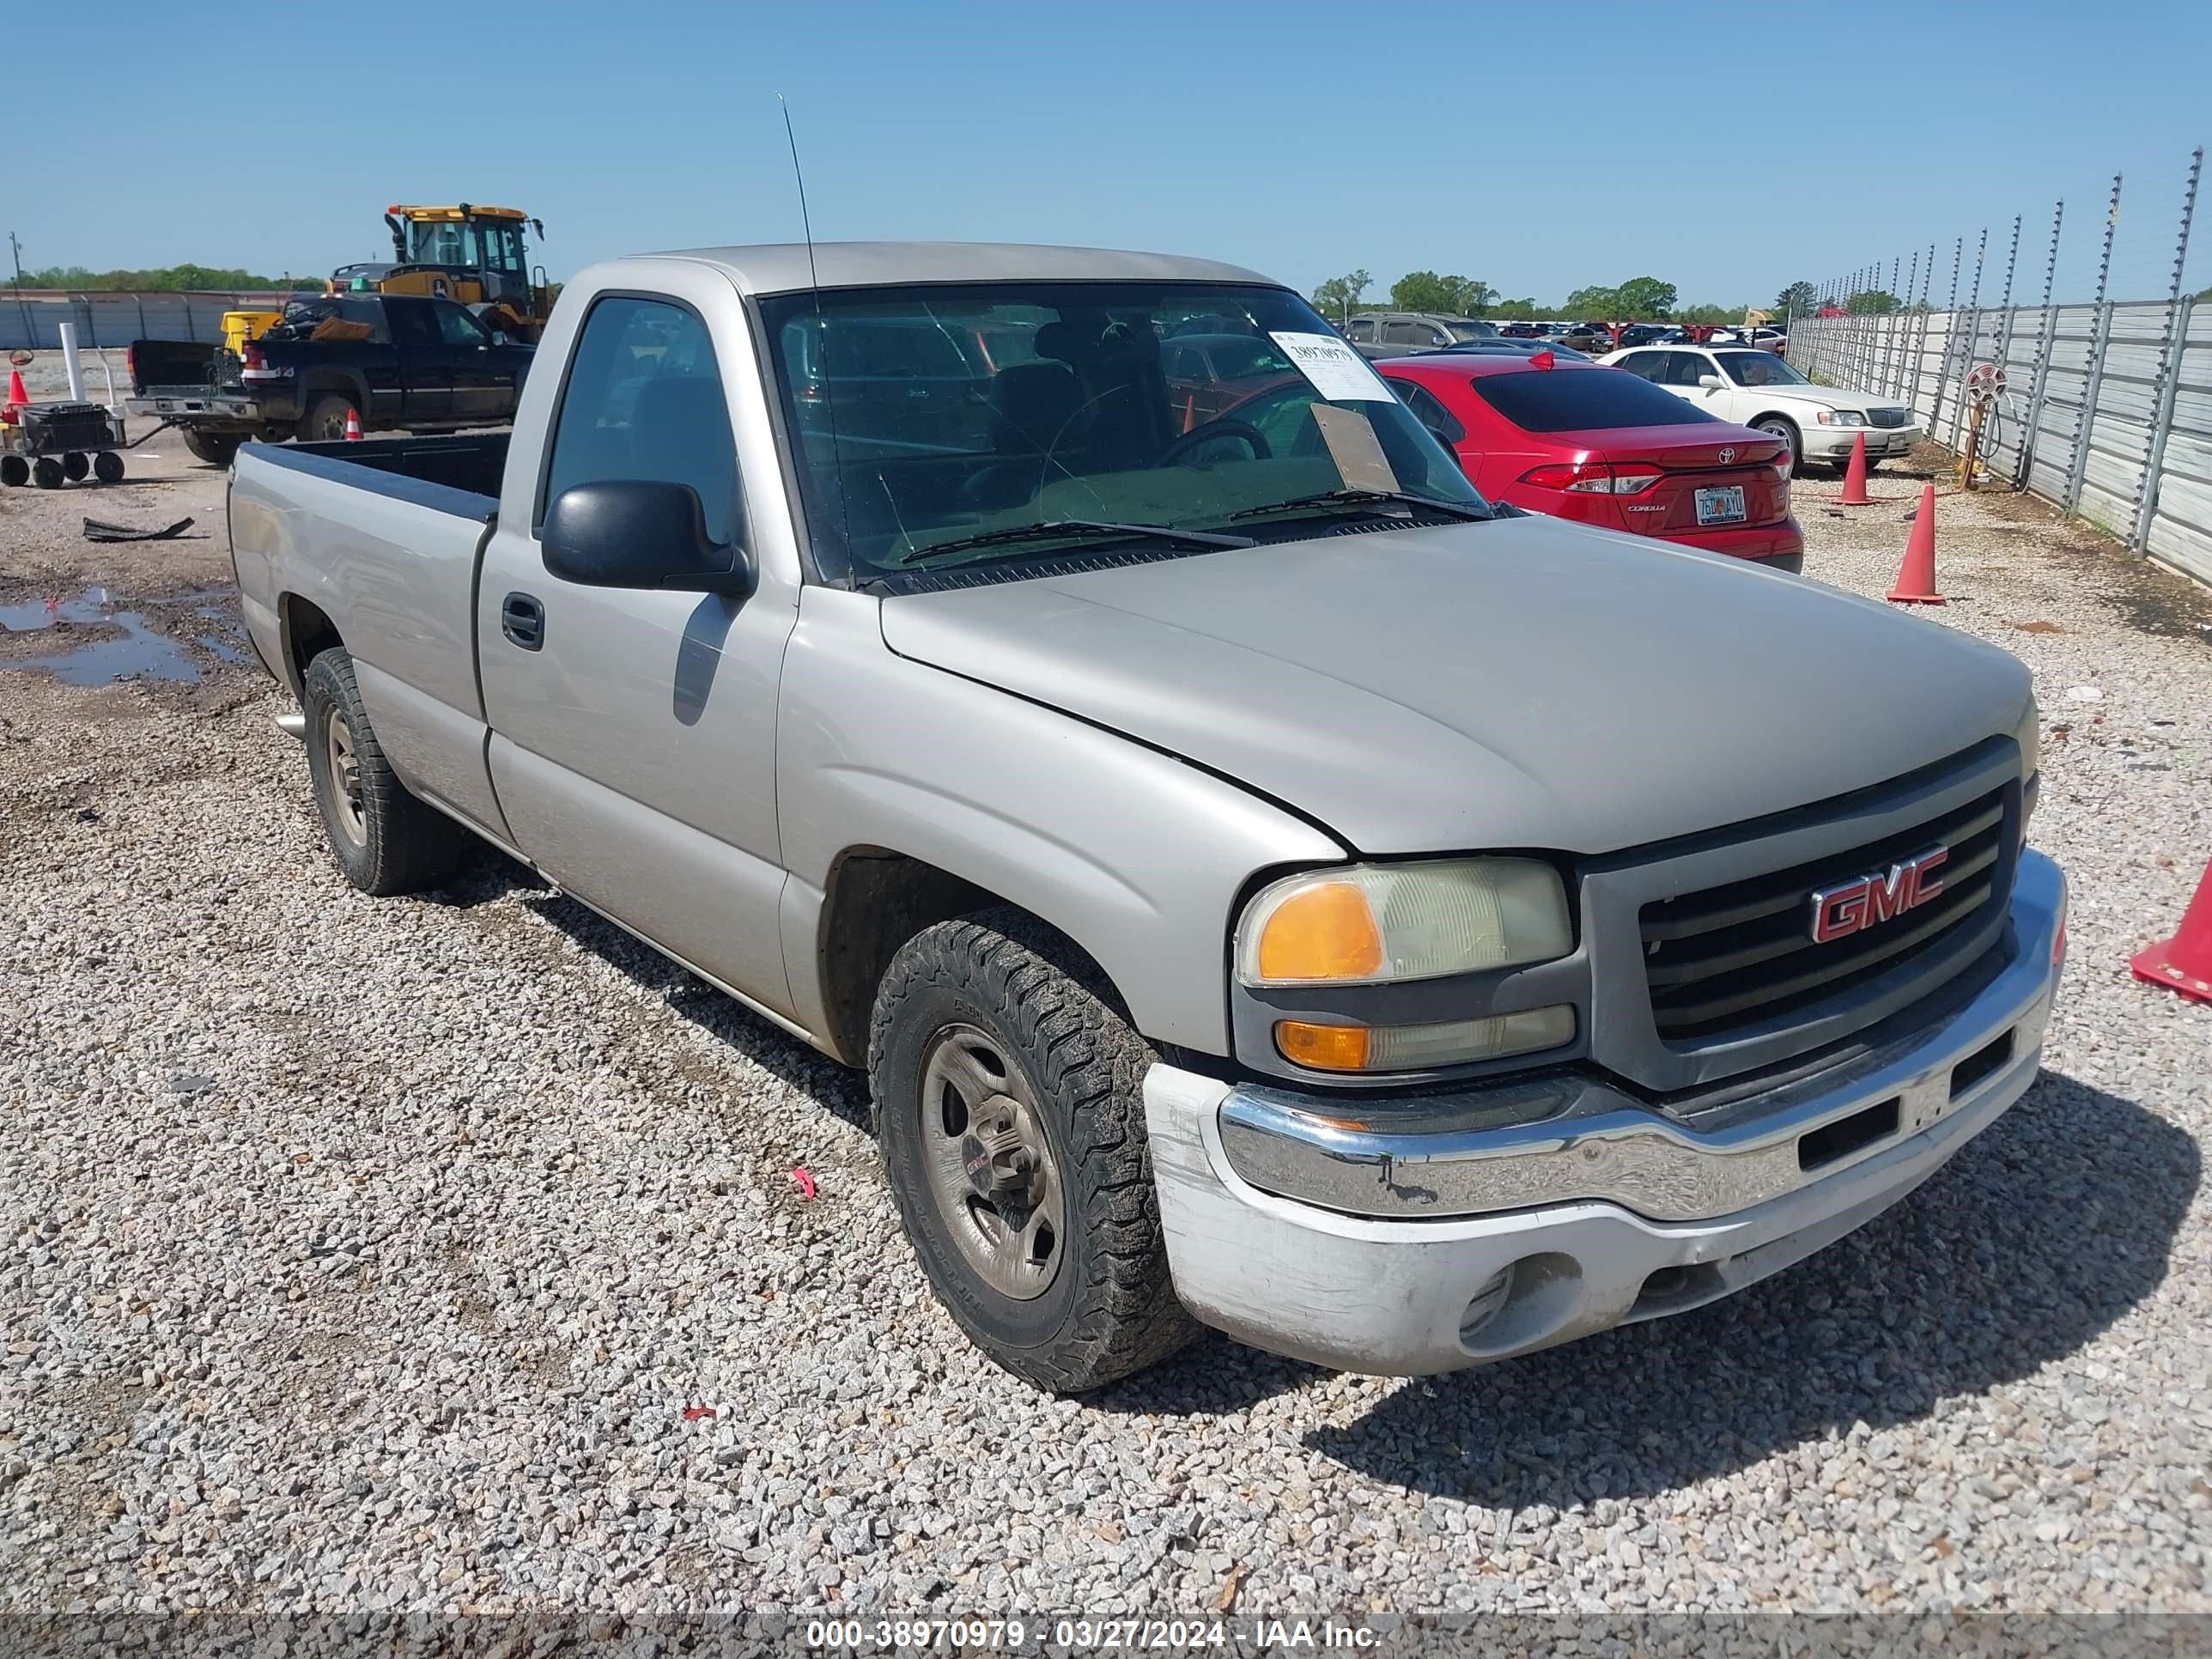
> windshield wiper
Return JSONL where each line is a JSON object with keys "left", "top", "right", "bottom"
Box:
{"left": 886, "top": 518, "right": 1254, "bottom": 569}
{"left": 1226, "top": 488, "right": 1493, "bottom": 525}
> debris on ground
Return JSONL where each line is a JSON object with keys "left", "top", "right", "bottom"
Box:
{"left": 82, "top": 516, "right": 195, "bottom": 544}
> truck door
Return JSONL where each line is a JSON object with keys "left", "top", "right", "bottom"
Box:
{"left": 429, "top": 299, "right": 508, "bottom": 424}
{"left": 475, "top": 278, "right": 802, "bottom": 1020}
{"left": 382, "top": 298, "right": 454, "bottom": 423}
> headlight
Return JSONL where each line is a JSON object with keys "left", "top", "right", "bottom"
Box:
{"left": 1237, "top": 858, "right": 1572, "bottom": 987}
{"left": 1816, "top": 409, "right": 1866, "bottom": 427}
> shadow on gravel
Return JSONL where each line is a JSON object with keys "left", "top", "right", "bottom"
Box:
{"left": 1297, "top": 1069, "right": 2194, "bottom": 1504}
{"left": 464, "top": 856, "right": 875, "bottom": 1135}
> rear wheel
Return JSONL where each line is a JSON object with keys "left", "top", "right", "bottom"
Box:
{"left": 301, "top": 394, "right": 359, "bottom": 444}
{"left": 1754, "top": 416, "right": 1802, "bottom": 477}
{"left": 869, "top": 910, "right": 1199, "bottom": 1392}
{"left": 31, "top": 456, "right": 63, "bottom": 489}
{"left": 61, "top": 451, "right": 88, "bottom": 482}
{"left": 0, "top": 454, "right": 26, "bottom": 488}
{"left": 302, "top": 647, "right": 468, "bottom": 896}
{"left": 180, "top": 428, "right": 242, "bottom": 467}
{"left": 92, "top": 450, "right": 125, "bottom": 484}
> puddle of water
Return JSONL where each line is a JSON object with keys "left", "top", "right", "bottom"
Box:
{"left": 0, "top": 587, "right": 201, "bottom": 685}
{"left": 196, "top": 634, "right": 249, "bottom": 665}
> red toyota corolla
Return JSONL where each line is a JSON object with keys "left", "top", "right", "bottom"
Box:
{"left": 1375, "top": 354, "right": 1804, "bottom": 570}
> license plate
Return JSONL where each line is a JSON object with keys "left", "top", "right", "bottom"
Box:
{"left": 1695, "top": 485, "right": 1747, "bottom": 525}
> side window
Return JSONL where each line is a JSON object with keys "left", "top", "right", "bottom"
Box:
{"left": 1613, "top": 351, "right": 1663, "bottom": 380}
{"left": 1664, "top": 351, "right": 1713, "bottom": 386}
{"left": 385, "top": 301, "right": 437, "bottom": 350}
{"left": 1382, "top": 320, "right": 1425, "bottom": 345}
{"left": 1425, "top": 325, "right": 1449, "bottom": 347}
{"left": 1393, "top": 380, "right": 1466, "bottom": 444}
{"left": 540, "top": 296, "right": 739, "bottom": 546}
{"left": 1344, "top": 318, "right": 1374, "bottom": 342}
{"left": 431, "top": 301, "right": 492, "bottom": 349}
{"left": 1170, "top": 347, "right": 1206, "bottom": 380}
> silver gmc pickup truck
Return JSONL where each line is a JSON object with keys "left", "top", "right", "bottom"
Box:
{"left": 228, "top": 243, "right": 2065, "bottom": 1392}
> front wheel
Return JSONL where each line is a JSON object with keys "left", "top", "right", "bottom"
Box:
{"left": 302, "top": 647, "right": 468, "bottom": 896}
{"left": 92, "top": 451, "right": 125, "bottom": 484}
{"left": 869, "top": 911, "right": 1198, "bottom": 1392}
{"left": 1754, "top": 416, "right": 1802, "bottom": 477}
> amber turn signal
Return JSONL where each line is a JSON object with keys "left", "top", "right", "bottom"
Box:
{"left": 1253, "top": 881, "right": 1385, "bottom": 984}
{"left": 1273, "top": 1020, "right": 1374, "bottom": 1072}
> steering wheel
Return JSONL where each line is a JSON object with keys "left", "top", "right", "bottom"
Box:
{"left": 1156, "top": 418, "right": 1272, "bottom": 468}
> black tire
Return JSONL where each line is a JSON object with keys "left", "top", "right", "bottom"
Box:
{"left": 0, "top": 454, "right": 26, "bottom": 487}
{"left": 180, "top": 428, "right": 242, "bottom": 467}
{"left": 301, "top": 647, "right": 468, "bottom": 896}
{"left": 870, "top": 910, "right": 1199, "bottom": 1392}
{"left": 31, "top": 456, "right": 63, "bottom": 489}
{"left": 92, "top": 450, "right": 125, "bottom": 484}
{"left": 1754, "top": 416, "right": 1802, "bottom": 477}
{"left": 300, "top": 394, "right": 359, "bottom": 444}
{"left": 61, "top": 450, "right": 88, "bottom": 482}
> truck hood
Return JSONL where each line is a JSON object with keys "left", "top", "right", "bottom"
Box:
{"left": 1760, "top": 383, "right": 1884, "bottom": 414}
{"left": 878, "top": 519, "right": 2029, "bottom": 856}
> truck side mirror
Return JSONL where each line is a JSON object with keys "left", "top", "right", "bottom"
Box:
{"left": 542, "top": 480, "right": 754, "bottom": 597}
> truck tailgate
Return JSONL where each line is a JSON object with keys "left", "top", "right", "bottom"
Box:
{"left": 229, "top": 441, "right": 509, "bottom": 842}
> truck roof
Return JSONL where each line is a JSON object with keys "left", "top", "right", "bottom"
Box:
{"left": 637, "top": 241, "right": 1277, "bottom": 298}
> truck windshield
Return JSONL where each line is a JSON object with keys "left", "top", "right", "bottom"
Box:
{"left": 757, "top": 282, "right": 1487, "bottom": 582}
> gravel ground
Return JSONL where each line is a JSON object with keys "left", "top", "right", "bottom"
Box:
{"left": 2, "top": 442, "right": 2209, "bottom": 1620}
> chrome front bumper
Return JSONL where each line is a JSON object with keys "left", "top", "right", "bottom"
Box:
{"left": 1806, "top": 423, "right": 1919, "bottom": 458}
{"left": 1143, "top": 849, "right": 2065, "bottom": 1376}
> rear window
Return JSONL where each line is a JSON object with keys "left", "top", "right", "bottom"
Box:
{"left": 1463, "top": 367, "right": 1724, "bottom": 432}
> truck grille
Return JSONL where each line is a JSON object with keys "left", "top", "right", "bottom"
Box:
{"left": 1868, "top": 407, "right": 1911, "bottom": 428}
{"left": 1639, "top": 785, "right": 2010, "bottom": 1043}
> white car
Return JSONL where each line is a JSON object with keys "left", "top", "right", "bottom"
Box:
{"left": 1599, "top": 343, "right": 1918, "bottom": 474}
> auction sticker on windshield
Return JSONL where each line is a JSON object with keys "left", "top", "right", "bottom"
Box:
{"left": 1270, "top": 332, "right": 1396, "bottom": 401}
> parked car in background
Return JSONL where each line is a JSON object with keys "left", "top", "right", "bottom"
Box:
{"left": 128, "top": 293, "right": 534, "bottom": 465}
{"left": 1423, "top": 338, "right": 1595, "bottom": 362}
{"left": 1497, "top": 321, "right": 1545, "bottom": 338}
{"left": 1161, "top": 331, "right": 1297, "bottom": 423}
{"left": 1747, "top": 326, "right": 1789, "bottom": 354}
{"left": 1344, "top": 312, "right": 1499, "bottom": 357}
{"left": 1614, "top": 324, "right": 1674, "bottom": 349}
{"left": 1601, "top": 343, "right": 1918, "bottom": 474}
{"left": 1376, "top": 355, "right": 1802, "bottom": 569}
{"left": 1559, "top": 321, "right": 1612, "bottom": 352}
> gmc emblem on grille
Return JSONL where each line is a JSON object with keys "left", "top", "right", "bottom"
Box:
{"left": 1808, "top": 845, "right": 1949, "bottom": 943}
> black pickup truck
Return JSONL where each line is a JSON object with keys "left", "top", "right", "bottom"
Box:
{"left": 127, "top": 293, "right": 533, "bottom": 466}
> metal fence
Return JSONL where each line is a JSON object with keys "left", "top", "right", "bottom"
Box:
{"left": 1, "top": 289, "right": 306, "bottom": 353}
{"left": 1786, "top": 147, "right": 2209, "bottom": 590}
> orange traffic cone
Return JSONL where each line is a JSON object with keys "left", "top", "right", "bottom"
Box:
{"left": 1182, "top": 391, "right": 1196, "bottom": 434}
{"left": 1887, "top": 484, "right": 1945, "bottom": 605}
{"left": 3, "top": 367, "right": 27, "bottom": 426}
{"left": 342, "top": 406, "right": 363, "bottom": 441}
{"left": 1835, "top": 431, "right": 1871, "bottom": 505}
{"left": 2132, "top": 858, "right": 2212, "bottom": 1003}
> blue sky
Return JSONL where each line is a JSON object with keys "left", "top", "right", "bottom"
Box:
{"left": 15, "top": 0, "right": 2209, "bottom": 307}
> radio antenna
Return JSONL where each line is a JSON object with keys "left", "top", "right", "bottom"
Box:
{"left": 778, "top": 94, "right": 854, "bottom": 569}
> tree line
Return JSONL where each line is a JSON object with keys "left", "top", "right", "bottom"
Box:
{"left": 1315, "top": 270, "right": 1844, "bottom": 326}
{"left": 14, "top": 264, "right": 297, "bottom": 292}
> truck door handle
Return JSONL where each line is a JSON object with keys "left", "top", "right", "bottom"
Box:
{"left": 501, "top": 592, "right": 544, "bottom": 651}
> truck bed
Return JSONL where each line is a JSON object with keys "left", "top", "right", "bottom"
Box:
{"left": 280, "top": 432, "right": 511, "bottom": 505}
{"left": 229, "top": 430, "right": 515, "bottom": 841}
